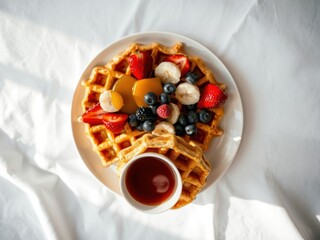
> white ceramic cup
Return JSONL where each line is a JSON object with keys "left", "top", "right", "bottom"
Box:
{"left": 120, "top": 152, "right": 182, "bottom": 214}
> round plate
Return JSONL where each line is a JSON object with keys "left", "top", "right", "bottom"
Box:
{"left": 71, "top": 31, "right": 243, "bottom": 195}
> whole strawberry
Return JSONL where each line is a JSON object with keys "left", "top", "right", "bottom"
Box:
{"left": 157, "top": 104, "right": 172, "bottom": 119}
{"left": 198, "top": 83, "right": 228, "bottom": 109}
{"left": 128, "top": 51, "right": 153, "bottom": 80}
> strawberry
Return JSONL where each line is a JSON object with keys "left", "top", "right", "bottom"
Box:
{"left": 81, "top": 103, "right": 128, "bottom": 134}
{"left": 156, "top": 104, "right": 172, "bottom": 119}
{"left": 81, "top": 103, "right": 107, "bottom": 125}
{"left": 164, "top": 55, "right": 190, "bottom": 76}
{"left": 127, "top": 51, "right": 153, "bottom": 80}
{"left": 102, "top": 113, "right": 128, "bottom": 134}
{"left": 198, "top": 83, "right": 228, "bottom": 109}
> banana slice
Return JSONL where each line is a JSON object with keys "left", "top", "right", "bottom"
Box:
{"left": 167, "top": 103, "right": 180, "bottom": 124}
{"left": 152, "top": 122, "right": 175, "bottom": 136}
{"left": 175, "top": 82, "right": 200, "bottom": 105}
{"left": 99, "top": 90, "right": 124, "bottom": 112}
{"left": 155, "top": 62, "right": 181, "bottom": 84}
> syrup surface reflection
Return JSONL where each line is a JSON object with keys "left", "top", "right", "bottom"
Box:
{"left": 125, "top": 157, "right": 175, "bottom": 205}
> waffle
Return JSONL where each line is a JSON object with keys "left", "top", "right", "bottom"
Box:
{"left": 81, "top": 42, "right": 188, "bottom": 167}
{"left": 80, "top": 42, "right": 228, "bottom": 209}
{"left": 117, "top": 133, "right": 211, "bottom": 209}
{"left": 81, "top": 42, "right": 226, "bottom": 167}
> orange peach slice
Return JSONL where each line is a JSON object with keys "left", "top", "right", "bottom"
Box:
{"left": 132, "top": 78, "right": 163, "bottom": 107}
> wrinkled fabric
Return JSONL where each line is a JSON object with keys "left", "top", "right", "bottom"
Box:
{"left": 0, "top": 0, "right": 319, "bottom": 239}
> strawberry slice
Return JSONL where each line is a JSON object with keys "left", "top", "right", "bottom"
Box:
{"left": 128, "top": 51, "right": 153, "bottom": 80}
{"left": 102, "top": 113, "right": 128, "bottom": 134}
{"left": 198, "top": 83, "right": 228, "bottom": 109}
{"left": 82, "top": 103, "right": 107, "bottom": 125}
{"left": 164, "top": 55, "right": 190, "bottom": 76}
{"left": 81, "top": 103, "right": 128, "bottom": 133}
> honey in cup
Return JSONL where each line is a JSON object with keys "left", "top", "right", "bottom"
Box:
{"left": 120, "top": 153, "right": 182, "bottom": 213}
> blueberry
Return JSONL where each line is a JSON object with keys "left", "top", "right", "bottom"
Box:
{"left": 174, "top": 124, "right": 185, "bottom": 136}
{"left": 198, "top": 109, "right": 213, "bottom": 123}
{"left": 144, "top": 92, "right": 157, "bottom": 106}
{"left": 163, "top": 83, "right": 176, "bottom": 94}
{"left": 159, "top": 93, "right": 171, "bottom": 104}
{"left": 187, "top": 111, "right": 199, "bottom": 124}
{"left": 186, "top": 103, "right": 197, "bottom": 111}
{"left": 185, "top": 72, "right": 199, "bottom": 84}
{"left": 136, "top": 122, "right": 144, "bottom": 131}
{"left": 178, "top": 114, "right": 188, "bottom": 126}
{"left": 128, "top": 114, "right": 139, "bottom": 127}
{"left": 142, "top": 120, "right": 155, "bottom": 132}
{"left": 149, "top": 105, "right": 158, "bottom": 115}
{"left": 185, "top": 124, "right": 197, "bottom": 135}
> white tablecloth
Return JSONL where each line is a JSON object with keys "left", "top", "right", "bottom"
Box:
{"left": 0, "top": 0, "right": 319, "bottom": 239}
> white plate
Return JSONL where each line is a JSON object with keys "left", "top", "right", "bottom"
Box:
{"left": 71, "top": 31, "right": 243, "bottom": 196}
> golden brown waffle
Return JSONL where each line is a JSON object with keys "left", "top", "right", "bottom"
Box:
{"left": 81, "top": 42, "right": 226, "bottom": 167}
{"left": 117, "top": 133, "right": 211, "bottom": 209}
{"left": 81, "top": 42, "right": 191, "bottom": 167}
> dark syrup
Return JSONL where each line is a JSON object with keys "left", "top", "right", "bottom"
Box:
{"left": 125, "top": 157, "right": 175, "bottom": 206}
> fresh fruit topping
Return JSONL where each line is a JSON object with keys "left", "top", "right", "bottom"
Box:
{"left": 164, "top": 55, "right": 190, "bottom": 76}
{"left": 128, "top": 114, "right": 139, "bottom": 127}
{"left": 174, "top": 124, "right": 185, "bottom": 136}
{"left": 175, "top": 82, "right": 200, "bottom": 105}
{"left": 152, "top": 122, "right": 175, "bottom": 136}
{"left": 187, "top": 111, "right": 199, "bottom": 124}
{"left": 132, "top": 78, "right": 163, "bottom": 107}
{"left": 144, "top": 92, "right": 158, "bottom": 106}
{"left": 112, "top": 75, "right": 138, "bottom": 114}
{"left": 136, "top": 122, "right": 144, "bottom": 131}
{"left": 99, "top": 90, "right": 124, "bottom": 112}
{"left": 167, "top": 103, "right": 180, "bottom": 124}
{"left": 156, "top": 104, "right": 172, "bottom": 119}
{"left": 198, "top": 83, "right": 228, "bottom": 109}
{"left": 163, "top": 83, "right": 176, "bottom": 94}
{"left": 135, "top": 107, "right": 157, "bottom": 122}
{"left": 159, "top": 93, "right": 171, "bottom": 104}
{"left": 149, "top": 105, "right": 158, "bottom": 115}
{"left": 198, "top": 109, "right": 213, "bottom": 123}
{"left": 128, "top": 51, "right": 153, "bottom": 80}
{"left": 177, "top": 114, "right": 188, "bottom": 126}
{"left": 102, "top": 113, "right": 128, "bottom": 134}
{"left": 81, "top": 103, "right": 106, "bottom": 125}
{"left": 185, "top": 124, "right": 197, "bottom": 135}
{"left": 142, "top": 120, "right": 156, "bottom": 132}
{"left": 186, "top": 103, "right": 197, "bottom": 111}
{"left": 185, "top": 72, "right": 199, "bottom": 85}
{"left": 155, "top": 62, "right": 181, "bottom": 84}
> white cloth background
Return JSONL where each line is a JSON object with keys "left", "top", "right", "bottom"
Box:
{"left": 0, "top": 0, "right": 319, "bottom": 239}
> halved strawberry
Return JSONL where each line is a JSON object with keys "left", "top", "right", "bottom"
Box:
{"left": 127, "top": 51, "right": 153, "bottom": 80}
{"left": 102, "top": 113, "right": 128, "bottom": 134}
{"left": 81, "top": 103, "right": 128, "bottom": 133}
{"left": 164, "top": 55, "right": 190, "bottom": 76}
{"left": 198, "top": 83, "right": 228, "bottom": 109}
{"left": 82, "top": 103, "right": 107, "bottom": 125}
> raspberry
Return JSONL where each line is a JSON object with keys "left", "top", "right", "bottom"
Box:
{"left": 135, "top": 107, "right": 157, "bottom": 122}
{"left": 157, "top": 104, "right": 172, "bottom": 119}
